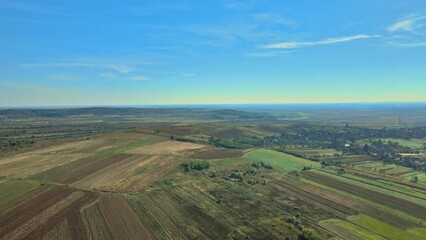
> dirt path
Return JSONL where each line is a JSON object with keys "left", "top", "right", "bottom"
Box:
{"left": 99, "top": 194, "right": 151, "bottom": 240}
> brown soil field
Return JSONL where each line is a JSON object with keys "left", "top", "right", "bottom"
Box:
{"left": 81, "top": 201, "right": 113, "bottom": 240}
{"left": 55, "top": 153, "right": 133, "bottom": 184}
{"left": 0, "top": 186, "right": 97, "bottom": 240}
{"left": 126, "top": 194, "right": 187, "bottom": 240}
{"left": 0, "top": 187, "right": 75, "bottom": 238}
{"left": 303, "top": 171, "right": 426, "bottom": 220}
{"left": 99, "top": 194, "right": 151, "bottom": 240}
{"left": 24, "top": 190, "right": 97, "bottom": 240}
{"left": 70, "top": 154, "right": 151, "bottom": 191}
{"left": 125, "top": 140, "right": 206, "bottom": 156}
{"left": 190, "top": 148, "right": 249, "bottom": 159}
{"left": 69, "top": 139, "right": 128, "bottom": 154}
{"left": 272, "top": 180, "right": 357, "bottom": 217}
{"left": 123, "top": 155, "right": 187, "bottom": 191}
{"left": 40, "top": 219, "right": 72, "bottom": 240}
{"left": 298, "top": 183, "right": 362, "bottom": 211}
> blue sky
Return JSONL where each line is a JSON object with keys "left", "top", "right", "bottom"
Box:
{"left": 0, "top": 0, "right": 425, "bottom": 106}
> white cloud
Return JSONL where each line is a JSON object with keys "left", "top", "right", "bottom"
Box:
{"left": 387, "top": 15, "right": 426, "bottom": 32}
{"left": 263, "top": 35, "right": 379, "bottom": 49}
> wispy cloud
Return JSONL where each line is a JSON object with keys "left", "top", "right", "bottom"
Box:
{"left": 99, "top": 72, "right": 116, "bottom": 78}
{"left": 99, "top": 73, "right": 149, "bottom": 82}
{"left": 245, "top": 50, "right": 294, "bottom": 58}
{"left": 0, "top": 1, "right": 73, "bottom": 17}
{"left": 263, "top": 35, "right": 379, "bottom": 49}
{"left": 386, "top": 14, "right": 426, "bottom": 48}
{"left": 387, "top": 41, "right": 426, "bottom": 47}
{"left": 23, "top": 62, "right": 131, "bottom": 73}
{"left": 22, "top": 58, "right": 135, "bottom": 74}
{"left": 129, "top": 76, "right": 148, "bottom": 81}
{"left": 253, "top": 13, "right": 295, "bottom": 26}
{"left": 387, "top": 14, "right": 426, "bottom": 33}
{"left": 49, "top": 74, "right": 73, "bottom": 81}
{"left": 224, "top": 1, "right": 254, "bottom": 10}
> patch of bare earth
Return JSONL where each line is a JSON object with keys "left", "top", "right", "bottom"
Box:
{"left": 99, "top": 194, "right": 151, "bottom": 240}
{"left": 125, "top": 141, "right": 206, "bottom": 156}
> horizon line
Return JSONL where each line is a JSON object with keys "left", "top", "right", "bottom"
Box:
{"left": 1, "top": 101, "right": 426, "bottom": 109}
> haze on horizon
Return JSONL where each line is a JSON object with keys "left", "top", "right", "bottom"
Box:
{"left": 1, "top": 0, "right": 425, "bottom": 106}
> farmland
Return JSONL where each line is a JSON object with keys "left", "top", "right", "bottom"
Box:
{"left": 0, "top": 106, "right": 425, "bottom": 239}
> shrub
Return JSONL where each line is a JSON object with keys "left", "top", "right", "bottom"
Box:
{"left": 298, "top": 228, "right": 320, "bottom": 240}
{"left": 229, "top": 171, "right": 244, "bottom": 181}
{"left": 182, "top": 160, "right": 210, "bottom": 171}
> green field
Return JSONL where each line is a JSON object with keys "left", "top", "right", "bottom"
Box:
{"left": 348, "top": 214, "right": 426, "bottom": 240}
{"left": 243, "top": 149, "right": 320, "bottom": 173}
{"left": 376, "top": 138, "right": 426, "bottom": 149}
{"left": 320, "top": 218, "right": 385, "bottom": 240}
{"left": 0, "top": 179, "right": 45, "bottom": 211}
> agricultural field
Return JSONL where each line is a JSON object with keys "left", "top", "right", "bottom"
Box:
{"left": 0, "top": 107, "right": 425, "bottom": 239}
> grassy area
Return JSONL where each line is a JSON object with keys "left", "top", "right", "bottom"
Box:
{"left": 94, "top": 139, "right": 163, "bottom": 159}
{"left": 351, "top": 161, "right": 414, "bottom": 176}
{"left": 401, "top": 171, "right": 426, "bottom": 184}
{"left": 320, "top": 218, "right": 384, "bottom": 240}
{"left": 243, "top": 149, "right": 320, "bottom": 173}
{"left": 0, "top": 179, "right": 43, "bottom": 211}
{"left": 348, "top": 214, "right": 426, "bottom": 240}
{"left": 376, "top": 138, "right": 426, "bottom": 149}
{"left": 286, "top": 147, "right": 341, "bottom": 157}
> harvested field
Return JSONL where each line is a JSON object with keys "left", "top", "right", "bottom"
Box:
{"left": 126, "top": 140, "right": 206, "bottom": 156}
{"left": 126, "top": 193, "right": 187, "bottom": 240}
{"left": 119, "top": 155, "right": 187, "bottom": 191}
{"left": 55, "top": 153, "right": 133, "bottom": 184}
{"left": 70, "top": 154, "right": 151, "bottom": 191}
{"left": 298, "top": 183, "right": 362, "bottom": 211}
{"left": 81, "top": 201, "right": 113, "bottom": 240}
{"left": 99, "top": 194, "right": 151, "bottom": 240}
{"left": 303, "top": 171, "right": 426, "bottom": 220}
{"left": 0, "top": 187, "right": 75, "bottom": 238}
{"left": 0, "top": 186, "right": 97, "bottom": 240}
{"left": 272, "top": 180, "right": 357, "bottom": 218}
{"left": 190, "top": 147, "right": 248, "bottom": 159}
{"left": 41, "top": 219, "right": 72, "bottom": 240}
{"left": 144, "top": 189, "right": 235, "bottom": 239}
{"left": 0, "top": 153, "right": 89, "bottom": 179}
{"left": 23, "top": 190, "right": 97, "bottom": 240}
